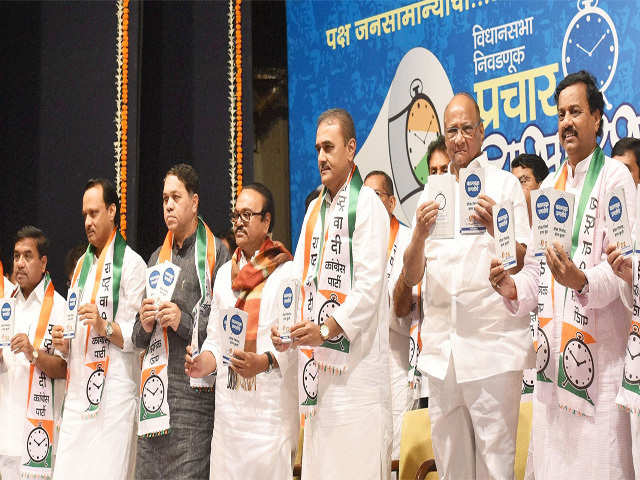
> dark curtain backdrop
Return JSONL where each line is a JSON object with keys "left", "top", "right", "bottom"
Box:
{"left": 0, "top": 1, "right": 250, "bottom": 293}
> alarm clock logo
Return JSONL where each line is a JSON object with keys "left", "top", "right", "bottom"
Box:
{"left": 562, "top": 0, "right": 619, "bottom": 109}
{"left": 608, "top": 195, "right": 622, "bottom": 222}
{"left": 535, "top": 195, "right": 550, "bottom": 220}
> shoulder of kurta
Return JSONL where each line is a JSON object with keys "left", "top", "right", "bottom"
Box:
{"left": 357, "top": 185, "right": 389, "bottom": 222}
{"left": 124, "top": 245, "right": 147, "bottom": 272}
{"left": 604, "top": 155, "right": 636, "bottom": 185}
{"left": 213, "top": 260, "right": 233, "bottom": 290}
{"left": 147, "top": 245, "right": 162, "bottom": 267}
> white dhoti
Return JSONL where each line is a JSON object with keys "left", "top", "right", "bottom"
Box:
{"left": 428, "top": 359, "right": 522, "bottom": 480}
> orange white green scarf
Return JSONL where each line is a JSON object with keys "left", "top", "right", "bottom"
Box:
{"left": 138, "top": 217, "right": 216, "bottom": 437}
{"left": 298, "top": 165, "right": 362, "bottom": 418}
{"left": 535, "top": 148, "right": 604, "bottom": 417}
{"left": 20, "top": 273, "right": 56, "bottom": 479}
{"left": 227, "top": 237, "right": 292, "bottom": 390}
{"left": 69, "top": 229, "right": 126, "bottom": 418}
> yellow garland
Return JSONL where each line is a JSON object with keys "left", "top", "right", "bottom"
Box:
{"left": 235, "top": 0, "right": 243, "bottom": 196}
{"left": 120, "top": 0, "right": 129, "bottom": 238}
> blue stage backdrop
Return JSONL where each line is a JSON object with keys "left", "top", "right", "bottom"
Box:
{"left": 286, "top": 0, "right": 640, "bottom": 246}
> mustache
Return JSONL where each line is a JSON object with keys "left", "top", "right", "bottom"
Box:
{"left": 562, "top": 127, "right": 577, "bottom": 138}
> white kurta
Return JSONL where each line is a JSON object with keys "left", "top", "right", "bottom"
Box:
{"left": 507, "top": 153, "right": 635, "bottom": 479}
{"left": 201, "top": 258, "right": 298, "bottom": 480}
{"left": 387, "top": 222, "right": 419, "bottom": 459}
{"left": 294, "top": 184, "right": 392, "bottom": 480}
{"left": 0, "top": 277, "right": 66, "bottom": 478}
{"left": 414, "top": 156, "right": 533, "bottom": 382}
{"left": 53, "top": 246, "right": 145, "bottom": 480}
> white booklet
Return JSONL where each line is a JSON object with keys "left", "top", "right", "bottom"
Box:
{"left": 531, "top": 188, "right": 552, "bottom": 257}
{"left": 63, "top": 288, "right": 80, "bottom": 339}
{"left": 459, "top": 163, "right": 486, "bottom": 235}
{"left": 549, "top": 189, "right": 575, "bottom": 256}
{"left": 221, "top": 308, "right": 248, "bottom": 366}
{"left": 427, "top": 173, "right": 456, "bottom": 239}
{"left": 492, "top": 201, "right": 517, "bottom": 270}
{"left": 0, "top": 298, "right": 15, "bottom": 347}
{"left": 606, "top": 186, "right": 633, "bottom": 257}
{"left": 278, "top": 278, "right": 300, "bottom": 343}
{"left": 146, "top": 262, "right": 181, "bottom": 305}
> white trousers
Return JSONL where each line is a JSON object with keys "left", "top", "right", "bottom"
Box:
{"left": 389, "top": 330, "right": 415, "bottom": 460}
{"left": 0, "top": 455, "right": 20, "bottom": 480}
{"left": 632, "top": 413, "right": 640, "bottom": 480}
{"left": 427, "top": 359, "right": 522, "bottom": 480}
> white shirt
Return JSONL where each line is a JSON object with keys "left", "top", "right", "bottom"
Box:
{"left": 202, "top": 257, "right": 298, "bottom": 479}
{"left": 412, "top": 155, "right": 533, "bottom": 382}
{"left": 507, "top": 152, "right": 636, "bottom": 479}
{"left": 0, "top": 276, "right": 66, "bottom": 457}
{"left": 293, "top": 184, "right": 391, "bottom": 425}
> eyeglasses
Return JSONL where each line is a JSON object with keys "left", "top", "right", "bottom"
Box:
{"left": 518, "top": 175, "right": 534, "bottom": 185}
{"left": 230, "top": 209, "right": 265, "bottom": 224}
{"left": 445, "top": 121, "right": 481, "bottom": 140}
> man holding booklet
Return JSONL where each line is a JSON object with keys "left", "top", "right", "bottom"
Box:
{"left": 491, "top": 70, "right": 636, "bottom": 478}
{"left": 185, "top": 183, "right": 298, "bottom": 479}
{"left": 282, "top": 108, "right": 391, "bottom": 479}
{"left": 133, "top": 164, "right": 229, "bottom": 479}
{"left": 0, "top": 227, "right": 66, "bottom": 480}
{"left": 52, "top": 179, "right": 146, "bottom": 480}
{"left": 402, "top": 93, "right": 531, "bottom": 479}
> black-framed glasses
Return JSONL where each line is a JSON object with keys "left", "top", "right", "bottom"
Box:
{"left": 230, "top": 209, "right": 265, "bottom": 224}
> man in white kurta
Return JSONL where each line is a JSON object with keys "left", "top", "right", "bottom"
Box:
{"left": 186, "top": 184, "right": 298, "bottom": 479}
{"left": 289, "top": 109, "right": 391, "bottom": 480}
{"left": 364, "top": 170, "right": 419, "bottom": 460}
{"left": 492, "top": 72, "right": 635, "bottom": 478}
{"left": 52, "top": 179, "right": 145, "bottom": 480}
{"left": 402, "top": 93, "right": 532, "bottom": 479}
{"left": 0, "top": 229, "right": 66, "bottom": 480}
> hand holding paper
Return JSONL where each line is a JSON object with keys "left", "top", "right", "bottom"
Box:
{"left": 605, "top": 243, "right": 633, "bottom": 286}
{"left": 413, "top": 201, "right": 440, "bottom": 240}
{"left": 139, "top": 298, "right": 158, "bottom": 333}
{"left": 51, "top": 325, "right": 69, "bottom": 356}
{"left": 473, "top": 194, "right": 497, "bottom": 237}
{"left": 10, "top": 333, "right": 35, "bottom": 362}
{"left": 271, "top": 325, "right": 291, "bottom": 352}
{"left": 546, "top": 241, "right": 587, "bottom": 291}
{"left": 230, "top": 350, "right": 269, "bottom": 378}
{"left": 158, "top": 301, "right": 181, "bottom": 331}
{"left": 489, "top": 258, "right": 517, "bottom": 300}
{"left": 79, "top": 303, "right": 105, "bottom": 335}
{"left": 184, "top": 344, "right": 217, "bottom": 378}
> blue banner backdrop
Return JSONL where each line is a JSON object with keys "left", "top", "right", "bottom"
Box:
{"left": 286, "top": 0, "right": 640, "bottom": 245}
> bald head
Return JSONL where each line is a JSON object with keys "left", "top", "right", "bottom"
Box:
{"left": 443, "top": 93, "right": 485, "bottom": 173}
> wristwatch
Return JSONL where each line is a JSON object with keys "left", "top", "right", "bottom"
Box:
{"left": 31, "top": 349, "right": 39, "bottom": 365}
{"left": 320, "top": 323, "right": 330, "bottom": 342}
{"left": 105, "top": 321, "right": 114, "bottom": 339}
{"left": 264, "top": 351, "right": 274, "bottom": 374}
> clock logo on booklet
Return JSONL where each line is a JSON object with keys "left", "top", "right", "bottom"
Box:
{"left": 149, "top": 270, "right": 160, "bottom": 289}
{"left": 163, "top": 267, "right": 176, "bottom": 286}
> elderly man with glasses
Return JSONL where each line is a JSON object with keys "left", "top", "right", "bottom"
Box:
{"left": 401, "top": 93, "right": 532, "bottom": 479}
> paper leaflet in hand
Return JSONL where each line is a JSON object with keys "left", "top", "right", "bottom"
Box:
{"left": 531, "top": 188, "right": 552, "bottom": 257}
{"left": 605, "top": 186, "right": 633, "bottom": 258}
{"left": 549, "top": 190, "right": 575, "bottom": 256}
{"left": 459, "top": 163, "right": 486, "bottom": 235}
{"left": 278, "top": 278, "right": 300, "bottom": 343}
{"left": 0, "top": 298, "right": 15, "bottom": 347}
{"left": 62, "top": 287, "right": 79, "bottom": 339}
{"left": 146, "top": 262, "right": 181, "bottom": 306}
{"left": 492, "top": 201, "right": 517, "bottom": 270}
{"left": 427, "top": 173, "right": 455, "bottom": 239}
{"left": 221, "top": 308, "right": 248, "bottom": 366}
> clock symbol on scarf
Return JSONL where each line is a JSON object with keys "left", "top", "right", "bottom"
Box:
{"left": 409, "top": 336, "right": 417, "bottom": 366}
{"left": 561, "top": 0, "right": 618, "bottom": 109}
{"left": 302, "top": 358, "right": 318, "bottom": 400}
{"left": 142, "top": 372, "right": 165, "bottom": 413}
{"left": 522, "top": 371, "right": 535, "bottom": 390}
{"left": 535, "top": 327, "right": 550, "bottom": 375}
{"left": 623, "top": 325, "right": 640, "bottom": 384}
{"left": 86, "top": 365, "right": 105, "bottom": 405}
{"left": 317, "top": 294, "right": 343, "bottom": 345}
{"left": 26, "top": 425, "right": 50, "bottom": 463}
{"left": 562, "top": 331, "right": 594, "bottom": 389}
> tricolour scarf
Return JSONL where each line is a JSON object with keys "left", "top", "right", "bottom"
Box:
{"left": 616, "top": 247, "right": 640, "bottom": 415}
{"left": 68, "top": 228, "right": 125, "bottom": 418}
{"left": 227, "top": 237, "right": 292, "bottom": 390}
{"left": 19, "top": 273, "right": 56, "bottom": 479}
{"left": 138, "top": 217, "right": 216, "bottom": 437}
{"left": 298, "top": 165, "right": 362, "bottom": 418}
{"left": 535, "top": 147, "right": 605, "bottom": 417}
